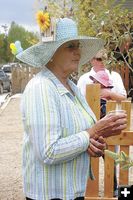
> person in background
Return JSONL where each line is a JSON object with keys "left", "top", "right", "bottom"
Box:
{"left": 16, "top": 18, "right": 127, "bottom": 200}
{"left": 89, "top": 70, "right": 114, "bottom": 118}
{"left": 77, "top": 49, "right": 127, "bottom": 100}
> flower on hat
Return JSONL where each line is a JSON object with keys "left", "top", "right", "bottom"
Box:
{"left": 36, "top": 10, "right": 50, "bottom": 32}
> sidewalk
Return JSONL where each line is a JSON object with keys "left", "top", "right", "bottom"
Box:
{"left": 0, "top": 95, "right": 24, "bottom": 200}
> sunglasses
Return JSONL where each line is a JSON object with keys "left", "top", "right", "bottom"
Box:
{"left": 94, "top": 58, "right": 103, "bottom": 61}
{"left": 66, "top": 43, "right": 82, "bottom": 50}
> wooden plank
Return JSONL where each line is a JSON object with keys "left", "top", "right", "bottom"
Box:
{"left": 85, "top": 197, "right": 117, "bottom": 200}
{"left": 85, "top": 158, "right": 99, "bottom": 197}
{"left": 121, "top": 100, "right": 131, "bottom": 130}
{"left": 106, "top": 131, "right": 133, "bottom": 145}
{"left": 21, "top": 67, "right": 29, "bottom": 92}
{"left": 11, "top": 67, "right": 22, "bottom": 94}
{"left": 86, "top": 84, "right": 100, "bottom": 120}
{"left": 104, "top": 146, "right": 115, "bottom": 197}
{"left": 85, "top": 84, "right": 100, "bottom": 197}
{"left": 106, "top": 101, "right": 116, "bottom": 114}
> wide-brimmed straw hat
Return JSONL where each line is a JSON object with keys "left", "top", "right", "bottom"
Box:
{"left": 16, "top": 18, "right": 104, "bottom": 68}
{"left": 89, "top": 71, "right": 113, "bottom": 88}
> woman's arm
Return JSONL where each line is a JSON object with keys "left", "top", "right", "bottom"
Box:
{"left": 100, "top": 88, "right": 127, "bottom": 102}
{"left": 22, "top": 79, "right": 90, "bottom": 165}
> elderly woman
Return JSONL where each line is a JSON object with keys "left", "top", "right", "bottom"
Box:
{"left": 17, "top": 18, "right": 127, "bottom": 200}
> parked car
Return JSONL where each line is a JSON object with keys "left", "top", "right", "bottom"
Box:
{"left": 2, "top": 64, "right": 12, "bottom": 72}
{"left": 0, "top": 69, "right": 11, "bottom": 94}
{"left": 1, "top": 64, "right": 14, "bottom": 80}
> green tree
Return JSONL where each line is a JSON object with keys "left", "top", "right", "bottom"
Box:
{"left": 0, "top": 33, "right": 9, "bottom": 63}
{"left": 8, "top": 21, "right": 38, "bottom": 50}
{"left": 35, "top": 0, "right": 73, "bottom": 18}
{"left": 73, "top": 0, "right": 133, "bottom": 72}
{"left": 35, "top": 0, "right": 132, "bottom": 80}
{"left": 1, "top": 22, "right": 39, "bottom": 63}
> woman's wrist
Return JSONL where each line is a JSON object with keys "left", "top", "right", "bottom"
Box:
{"left": 86, "top": 126, "right": 99, "bottom": 139}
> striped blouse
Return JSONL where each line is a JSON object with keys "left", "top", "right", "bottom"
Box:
{"left": 21, "top": 67, "right": 97, "bottom": 200}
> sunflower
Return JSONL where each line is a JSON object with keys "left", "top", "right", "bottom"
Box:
{"left": 36, "top": 11, "right": 50, "bottom": 32}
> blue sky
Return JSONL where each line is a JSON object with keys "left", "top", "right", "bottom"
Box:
{"left": 0, "top": 0, "right": 40, "bottom": 32}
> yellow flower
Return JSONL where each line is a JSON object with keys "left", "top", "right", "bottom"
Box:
{"left": 36, "top": 11, "right": 50, "bottom": 32}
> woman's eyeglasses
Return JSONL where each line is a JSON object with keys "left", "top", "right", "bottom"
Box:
{"left": 66, "top": 43, "right": 82, "bottom": 50}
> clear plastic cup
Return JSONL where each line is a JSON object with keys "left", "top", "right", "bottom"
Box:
{"left": 108, "top": 109, "right": 126, "bottom": 115}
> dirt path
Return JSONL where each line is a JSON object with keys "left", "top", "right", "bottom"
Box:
{"left": 0, "top": 96, "right": 24, "bottom": 200}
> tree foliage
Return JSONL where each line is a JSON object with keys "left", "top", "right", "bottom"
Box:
{"left": 105, "top": 150, "right": 133, "bottom": 170}
{"left": 0, "top": 34, "right": 10, "bottom": 63}
{"left": 35, "top": 0, "right": 133, "bottom": 75}
{"left": 0, "top": 22, "right": 39, "bottom": 64}
{"left": 8, "top": 22, "right": 38, "bottom": 49}
{"left": 73, "top": 0, "right": 133, "bottom": 72}
{"left": 35, "top": 0, "right": 73, "bottom": 18}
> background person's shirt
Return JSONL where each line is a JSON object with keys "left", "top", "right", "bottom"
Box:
{"left": 21, "top": 67, "right": 96, "bottom": 200}
{"left": 77, "top": 68, "right": 127, "bottom": 97}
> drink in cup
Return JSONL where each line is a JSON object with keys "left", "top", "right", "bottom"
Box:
{"left": 108, "top": 110, "right": 126, "bottom": 115}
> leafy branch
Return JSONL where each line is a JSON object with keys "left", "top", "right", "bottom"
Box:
{"left": 105, "top": 150, "right": 133, "bottom": 170}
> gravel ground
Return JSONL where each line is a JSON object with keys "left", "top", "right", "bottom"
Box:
{"left": 0, "top": 96, "right": 24, "bottom": 200}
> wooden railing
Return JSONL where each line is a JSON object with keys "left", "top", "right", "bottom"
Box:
{"left": 11, "top": 64, "right": 40, "bottom": 94}
{"left": 11, "top": 64, "right": 131, "bottom": 95}
{"left": 85, "top": 84, "right": 133, "bottom": 200}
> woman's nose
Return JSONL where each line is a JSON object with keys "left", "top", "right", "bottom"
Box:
{"left": 73, "top": 47, "right": 81, "bottom": 56}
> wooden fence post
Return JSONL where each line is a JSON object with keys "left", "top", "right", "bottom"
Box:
{"left": 86, "top": 84, "right": 100, "bottom": 120}
{"left": 11, "top": 66, "right": 22, "bottom": 94}
{"left": 85, "top": 84, "right": 100, "bottom": 197}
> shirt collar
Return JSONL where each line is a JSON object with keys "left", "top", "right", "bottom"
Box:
{"left": 41, "top": 67, "right": 74, "bottom": 97}
{"left": 40, "top": 67, "right": 97, "bottom": 121}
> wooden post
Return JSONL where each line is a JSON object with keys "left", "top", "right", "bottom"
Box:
{"left": 11, "top": 67, "right": 22, "bottom": 94}
{"left": 86, "top": 84, "right": 100, "bottom": 120}
{"left": 121, "top": 100, "right": 131, "bottom": 130}
{"left": 85, "top": 84, "right": 100, "bottom": 197}
{"left": 106, "top": 100, "right": 116, "bottom": 113}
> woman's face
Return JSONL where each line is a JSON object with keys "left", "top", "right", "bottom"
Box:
{"left": 90, "top": 58, "right": 105, "bottom": 72}
{"left": 50, "top": 40, "right": 81, "bottom": 75}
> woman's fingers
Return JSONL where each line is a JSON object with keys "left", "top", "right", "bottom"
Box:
{"left": 87, "top": 138, "right": 106, "bottom": 157}
{"left": 111, "top": 117, "right": 127, "bottom": 128}
{"left": 97, "top": 136, "right": 107, "bottom": 149}
{"left": 87, "top": 148, "right": 99, "bottom": 157}
{"left": 91, "top": 138, "right": 106, "bottom": 150}
{"left": 88, "top": 112, "right": 127, "bottom": 138}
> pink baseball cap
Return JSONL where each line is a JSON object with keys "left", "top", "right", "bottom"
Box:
{"left": 89, "top": 70, "right": 113, "bottom": 88}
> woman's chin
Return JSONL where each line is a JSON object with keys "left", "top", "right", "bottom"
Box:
{"left": 72, "top": 65, "right": 79, "bottom": 73}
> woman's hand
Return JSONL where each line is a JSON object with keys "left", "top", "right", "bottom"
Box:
{"left": 87, "top": 136, "right": 106, "bottom": 157}
{"left": 87, "top": 112, "right": 127, "bottom": 138}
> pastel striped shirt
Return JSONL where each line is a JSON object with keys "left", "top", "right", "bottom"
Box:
{"left": 21, "top": 67, "right": 97, "bottom": 200}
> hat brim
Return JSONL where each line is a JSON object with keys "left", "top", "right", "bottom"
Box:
{"left": 16, "top": 36, "right": 104, "bottom": 68}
